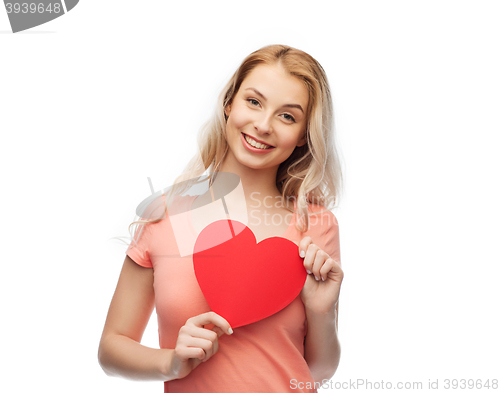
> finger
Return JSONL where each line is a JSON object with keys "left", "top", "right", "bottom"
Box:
{"left": 206, "top": 327, "right": 222, "bottom": 361}
{"left": 302, "top": 243, "right": 320, "bottom": 276}
{"left": 311, "top": 249, "right": 330, "bottom": 281}
{"left": 326, "top": 259, "right": 344, "bottom": 281}
{"left": 185, "top": 337, "right": 216, "bottom": 360}
{"left": 187, "top": 311, "right": 233, "bottom": 335}
{"left": 211, "top": 335, "right": 219, "bottom": 360}
{"left": 207, "top": 333, "right": 219, "bottom": 362}
{"left": 318, "top": 257, "right": 335, "bottom": 281}
{"left": 175, "top": 346, "right": 207, "bottom": 362}
{"left": 212, "top": 325, "right": 225, "bottom": 339}
{"left": 181, "top": 325, "right": 219, "bottom": 342}
{"left": 298, "top": 236, "right": 313, "bottom": 259}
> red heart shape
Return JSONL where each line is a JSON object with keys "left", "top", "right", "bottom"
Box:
{"left": 193, "top": 219, "right": 307, "bottom": 328}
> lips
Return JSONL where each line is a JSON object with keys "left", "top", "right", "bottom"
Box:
{"left": 242, "top": 133, "right": 274, "bottom": 148}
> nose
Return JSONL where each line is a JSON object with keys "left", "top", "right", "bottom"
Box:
{"left": 254, "top": 112, "right": 273, "bottom": 134}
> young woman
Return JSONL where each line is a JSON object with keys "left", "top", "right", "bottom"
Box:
{"left": 98, "top": 44, "right": 344, "bottom": 393}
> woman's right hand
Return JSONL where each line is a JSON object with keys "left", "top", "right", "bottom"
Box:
{"left": 167, "top": 311, "right": 233, "bottom": 380}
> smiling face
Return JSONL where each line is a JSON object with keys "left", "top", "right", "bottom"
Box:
{"left": 223, "top": 64, "right": 309, "bottom": 172}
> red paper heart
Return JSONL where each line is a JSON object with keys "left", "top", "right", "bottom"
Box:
{"left": 193, "top": 219, "right": 307, "bottom": 328}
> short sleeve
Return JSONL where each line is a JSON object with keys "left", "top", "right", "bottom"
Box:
{"left": 323, "top": 211, "right": 341, "bottom": 267}
{"left": 126, "top": 221, "right": 154, "bottom": 268}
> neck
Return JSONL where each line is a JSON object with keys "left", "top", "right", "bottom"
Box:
{"left": 216, "top": 152, "right": 283, "bottom": 204}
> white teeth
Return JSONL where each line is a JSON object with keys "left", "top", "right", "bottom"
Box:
{"left": 244, "top": 134, "right": 272, "bottom": 149}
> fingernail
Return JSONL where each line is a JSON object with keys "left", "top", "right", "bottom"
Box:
{"left": 314, "top": 275, "right": 319, "bottom": 281}
{"left": 321, "top": 276, "right": 325, "bottom": 281}
{"left": 306, "top": 270, "right": 312, "bottom": 274}
{"left": 300, "top": 250, "right": 305, "bottom": 258}
{"left": 228, "top": 328, "right": 233, "bottom": 335}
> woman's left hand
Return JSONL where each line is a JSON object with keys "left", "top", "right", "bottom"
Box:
{"left": 299, "top": 236, "right": 343, "bottom": 315}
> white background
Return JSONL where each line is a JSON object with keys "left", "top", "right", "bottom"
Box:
{"left": 1, "top": 1, "right": 499, "bottom": 392}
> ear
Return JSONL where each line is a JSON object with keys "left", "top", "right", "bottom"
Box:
{"left": 224, "top": 104, "right": 231, "bottom": 118}
{"left": 296, "top": 132, "right": 307, "bottom": 147}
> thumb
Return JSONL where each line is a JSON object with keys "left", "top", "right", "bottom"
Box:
{"left": 301, "top": 273, "right": 317, "bottom": 294}
{"left": 212, "top": 326, "right": 225, "bottom": 338}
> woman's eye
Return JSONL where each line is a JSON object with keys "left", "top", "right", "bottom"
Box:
{"left": 247, "top": 98, "right": 260, "bottom": 106}
{"left": 245, "top": 98, "right": 295, "bottom": 123}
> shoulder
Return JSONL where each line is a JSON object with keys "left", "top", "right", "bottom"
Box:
{"left": 307, "top": 203, "right": 339, "bottom": 230}
{"left": 135, "top": 191, "right": 199, "bottom": 220}
{"left": 306, "top": 203, "right": 341, "bottom": 263}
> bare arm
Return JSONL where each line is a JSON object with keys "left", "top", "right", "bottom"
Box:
{"left": 299, "top": 235, "right": 343, "bottom": 383}
{"left": 97, "top": 256, "right": 173, "bottom": 381}
{"left": 304, "top": 301, "right": 341, "bottom": 383}
{"left": 97, "top": 256, "right": 233, "bottom": 381}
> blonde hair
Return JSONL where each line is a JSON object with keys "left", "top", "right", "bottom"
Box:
{"left": 126, "top": 44, "right": 343, "bottom": 244}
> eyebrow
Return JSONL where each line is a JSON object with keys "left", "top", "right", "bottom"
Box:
{"left": 245, "top": 87, "right": 304, "bottom": 113}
